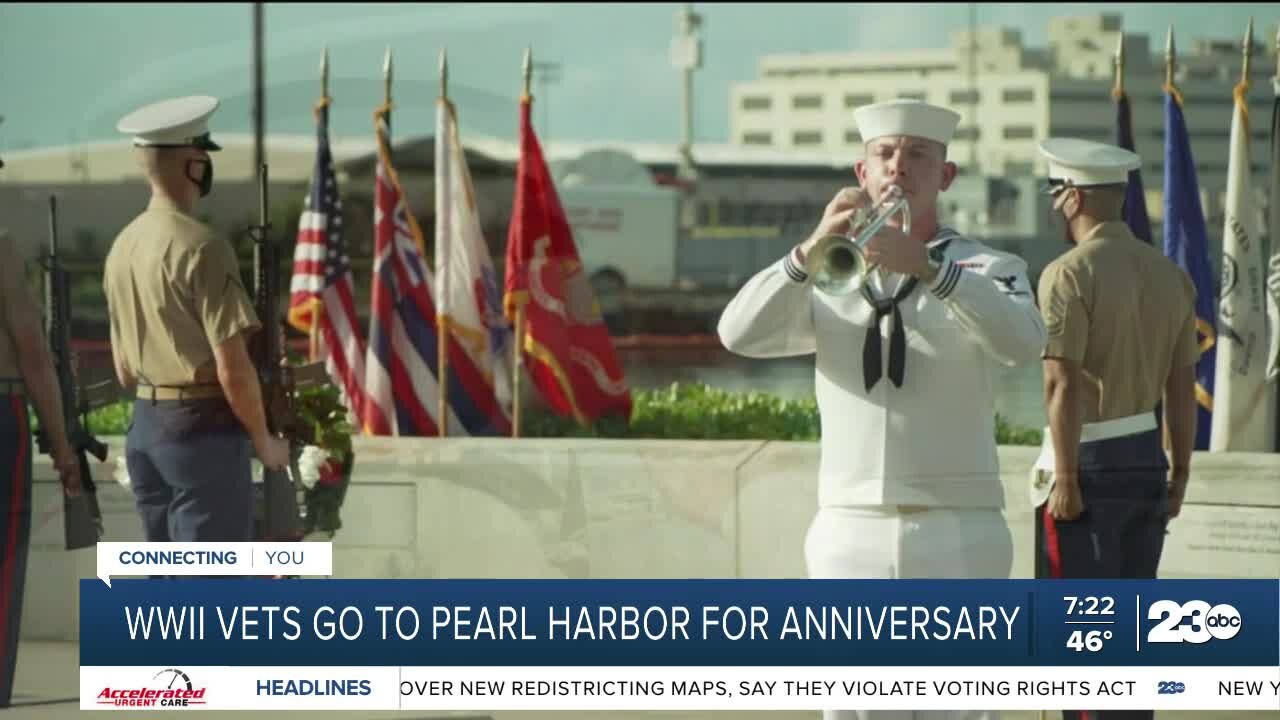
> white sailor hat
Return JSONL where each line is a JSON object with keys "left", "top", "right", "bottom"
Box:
{"left": 1037, "top": 137, "right": 1139, "bottom": 194}
{"left": 853, "top": 99, "right": 961, "bottom": 146}
{"left": 116, "top": 96, "right": 222, "bottom": 151}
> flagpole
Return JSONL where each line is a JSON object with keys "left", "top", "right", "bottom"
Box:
{"left": 383, "top": 46, "right": 393, "bottom": 138}
{"left": 437, "top": 48, "right": 450, "bottom": 439}
{"left": 309, "top": 46, "right": 329, "bottom": 364}
{"left": 514, "top": 304, "right": 525, "bottom": 438}
{"left": 1241, "top": 18, "right": 1253, "bottom": 86}
{"left": 512, "top": 48, "right": 534, "bottom": 440}
{"left": 1113, "top": 31, "right": 1125, "bottom": 99}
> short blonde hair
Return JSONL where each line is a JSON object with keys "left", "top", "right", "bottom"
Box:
{"left": 135, "top": 146, "right": 184, "bottom": 182}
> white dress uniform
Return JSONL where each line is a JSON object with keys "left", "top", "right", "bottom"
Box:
{"left": 718, "top": 101, "right": 1047, "bottom": 720}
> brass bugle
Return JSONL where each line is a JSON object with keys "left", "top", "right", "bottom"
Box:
{"left": 807, "top": 185, "right": 911, "bottom": 295}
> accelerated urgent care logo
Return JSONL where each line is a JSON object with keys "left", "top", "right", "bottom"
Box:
{"left": 96, "top": 668, "right": 208, "bottom": 708}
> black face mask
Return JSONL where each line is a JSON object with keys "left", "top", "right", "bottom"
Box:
{"left": 185, "top": 158, "right": 213, "bottom": 197}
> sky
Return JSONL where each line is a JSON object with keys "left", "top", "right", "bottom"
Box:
{"left": 0, "top": 3, "right": 1275, "bottom": 152}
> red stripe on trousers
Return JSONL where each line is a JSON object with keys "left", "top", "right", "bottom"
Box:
{"left": 1042, "top": 504, "right": 1063, "bottom": 579}
{"left": 0, "top": 395, "right": 29, "bottom": 693}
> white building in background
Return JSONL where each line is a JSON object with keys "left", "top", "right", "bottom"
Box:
{"left": 729, "top": 14, "right": 1278, "bottom": 228}
{"left": 0, "top": 133, "right": 377, "bottom": 185}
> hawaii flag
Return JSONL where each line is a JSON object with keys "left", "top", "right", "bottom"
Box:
{"left": 502, "top": 94, "right": 632, "bottom": 426}
{"left": 363, "top": 104, "right": 507, "bottom": 436}
{"left": 435, "top": 94, "right": 514, "bottom": 430}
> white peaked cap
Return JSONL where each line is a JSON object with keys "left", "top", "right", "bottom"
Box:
{"left": 1038, "top": 137, "right": 1140, "bottom": 189}
{"left": 117, "top": 96, "right": 222, "bottom": 151}
{"left": 853, "top": 99, "right": 961, "bottom": 146}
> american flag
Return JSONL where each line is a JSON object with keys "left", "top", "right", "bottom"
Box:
{"left": 287, "top": 100, "right": 368, "bottom": 424}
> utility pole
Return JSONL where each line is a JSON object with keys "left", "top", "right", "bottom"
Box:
{"left": 670, "top": 3, "right": 702, "bottom": 183}
{"left": 967, "top": 2, "right": 978, "bottom": 169}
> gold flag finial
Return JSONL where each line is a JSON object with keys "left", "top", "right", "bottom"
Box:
{"left": 522, "top": 46, "right": 532, "bottom": 99}
{"left": 1114, "top": 33, "right": 1125, "bottom": 96}
{"left": 440, "top": 48, "right": 449, "bottom": 100}
{"left": 320, "top": 47, "right": 329, "bottom": 101}
{"left": 383, "top": 46, "right": 393, "bottom": 105}
{"left": 1164, "top": 26, "right": 1176, "bottom": 88}
{"left": 1241, "top": 18, "right": 1254, "bottom": 84}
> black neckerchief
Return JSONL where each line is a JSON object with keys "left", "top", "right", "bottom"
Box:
{"left": 860, "top": 236, "right": 954, "bottom": 391}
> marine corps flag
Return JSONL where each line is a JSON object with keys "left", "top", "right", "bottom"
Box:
{"left": 1210, "top": 70, "right": 1273, "bottom": 451}
{"left": 503, "top": 94, "right": 632, "bottom": 426}
{"left": 1162, "top": 83, "right": 1216, "bottom": 450}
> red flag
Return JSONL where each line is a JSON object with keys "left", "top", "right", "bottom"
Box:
{"left": 503, "top": 96, "right": 632, "bottom": 425}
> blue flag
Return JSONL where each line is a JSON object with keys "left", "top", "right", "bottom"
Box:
{"left": 1115, "top": 91, "right": 1153, "bottom": 244}
{"left": 1162, "top": 89, "right": 1216, "bottom": 450}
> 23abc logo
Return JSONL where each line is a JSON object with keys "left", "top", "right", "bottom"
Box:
{"left": 1147, "top": 600, "right": 1241, "bottom": 644}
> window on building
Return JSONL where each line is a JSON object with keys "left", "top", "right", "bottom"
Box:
{"left": 742, "top": 131, "right": 772, "bottom": 146}
{"left": 1003, "top": 126, "right": 1036, "bottom": 140}
{"left": 1051, "top": 126, "right": 1109, "bottom": 139}
{"left": 741, "top": 96, "right": 771, "bottom": 111}
{"left": 844, "top": 93, "right": 874, "bottom": 108}
{"left": 1051, "top": 91, "right": 1110, "bottom": 102}
{"left": 953, "top": 126, "right": 980, "bottom": 141}
{"left": 950, "top": 89, "right": 980, "bottom": 105}
{"left": 1003, "top": 88, "right": 1036, "bottom": 103}
{"left": 1006, "top": 161, "right": 1035, "bottom": 176}
{"left": 793, "top": 130, "right": 823, "bottom": 146}
{"left": 898, "top": 91, "right": 926, "bottom": 101}
{"left": 793, "top": 94, "right": 823, "bottom": 110}
{"left": 844, "top": 130, "right": 862, "bottom": 144}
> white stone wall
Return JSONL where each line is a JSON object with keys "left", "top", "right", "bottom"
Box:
{"left": 18, "top": 437, "right": 1280, "bottom": 642}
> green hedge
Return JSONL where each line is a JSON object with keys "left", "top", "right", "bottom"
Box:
{"left": 71, "top": 382, "right": 1042, "bottom": 445}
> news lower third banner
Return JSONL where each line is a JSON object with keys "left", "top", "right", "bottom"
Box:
{"left": 80, "top": 554, "right": 1279, "bottom": 711}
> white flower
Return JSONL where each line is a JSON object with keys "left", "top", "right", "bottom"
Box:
{"left": 296, "top": 445, "right": 331, "bottom": 490}
{"left": 113, "top": 455, "right": 131, "bottom": 491}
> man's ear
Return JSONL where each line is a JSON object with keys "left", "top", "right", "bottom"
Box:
{"left": 854, "top": 159, "right": 867, "bottom": 186}
{"left": 940, "top": 161, "right": 958, "bottom": 191}
{"left": 1064, "top": 188, "right": 1083, "bottom": 219}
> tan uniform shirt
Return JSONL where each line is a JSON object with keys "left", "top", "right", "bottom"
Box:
{"left": 1038, "top": 220, "right": 1200, "bottom": 423}
{"left": 0, "top": 229, "right": 33, "bottom": 380}
{"left": 103, "top": 197, "right": 260, "bottom": 388}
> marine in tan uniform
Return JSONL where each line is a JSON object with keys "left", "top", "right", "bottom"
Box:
{"left": 1030, "top": 140, "right": 1197, "bottom": 719}
{"left": 103, "top": 96, "right": 288, "bottom": 544}
{"left": 0, "top": 124, "right": 82, "bottom": 708}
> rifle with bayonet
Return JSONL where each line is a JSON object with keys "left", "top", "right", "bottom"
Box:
{"left": 38, "top": 195, "right": 120, "bottom": 550}
{"left": 247, "top": 163, "right": 332, "bottom": 541}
